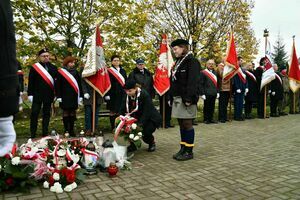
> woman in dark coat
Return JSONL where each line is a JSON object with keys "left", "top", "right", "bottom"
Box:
{"left": 105, "top": 55, "right": 127, "bottom": 130}
{"left": 56, "top": 56, "right": 82, "bottom": 136}
{"left": 120, "top": 80, "right": 161, "bottom": 152}
{"left": 170, "top": 39, "right": 201, "bottom": 161}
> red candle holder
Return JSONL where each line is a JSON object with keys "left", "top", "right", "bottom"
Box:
{"left": 107, "top": 162, "right": 118, "bottom": 177}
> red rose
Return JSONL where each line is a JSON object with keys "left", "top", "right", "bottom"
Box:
{"left": 5, "top": 177, "right": 14, "bottom": 186}
{"left": 124, "top": 125, "right": 131, "bottom": 133}
{"left": 66, "top": 171, "right": 76, "bottom": 183}
{"left": 48, "top": 176, "right": 55, "bottom": 186}
{"left": 4, "top": 154, "right": 11, "bottom": 159}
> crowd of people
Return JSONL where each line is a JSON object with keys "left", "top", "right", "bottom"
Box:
{"left": 14, "top": 40, "right": 300, "bottom": 161}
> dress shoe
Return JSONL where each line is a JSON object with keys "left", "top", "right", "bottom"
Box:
{"left": 279, "top": 112, "right": 288, "bottom": 116}
{"left": 219, "top": 120, "right": 226, "bottom": 123}
{"left": 175, "top": 151, "right": 193, "bottom": 161}
{"left": 148, "top": 143, "right": 156, "bottom": 152}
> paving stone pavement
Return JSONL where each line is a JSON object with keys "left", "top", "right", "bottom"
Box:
{"left": 1, "top": 115, "right": 300, "bottom": 200}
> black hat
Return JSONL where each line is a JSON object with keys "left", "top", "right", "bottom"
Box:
{"left": 170, "top": 39, "right": 189, "bottom": 47}
{"left": 135, "top": 58, "right": 145, "bottom": 64}
{"left": 124, "top": 80, "right": 137, "bottom": 90}
{"left": 38, "top": 48, "right": 49, "bottom": 56}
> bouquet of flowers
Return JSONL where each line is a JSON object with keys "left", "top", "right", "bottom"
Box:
{"left": 0, "top": 145, "right": 37, "bottom": 192}
{"left": 114, "top": 115, "right": 143, "bottom": 149}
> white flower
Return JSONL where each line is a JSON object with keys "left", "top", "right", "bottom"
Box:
{"left": 11, "top": 157, "right": 21, "bottom": 165}
{"left": 53, "top": 172, "right": 60, "bottom": 181}
{"left": 71, "top": 182, "right": 77, "bottom": 189}
{"left": 64, "top": 184, "right": 73, "bottom": 192}
{"left": 57, "top": 149, "right": 66, "bottom": 156}
{"left": 133, "top": 136, "right": 140, "bottom": 141}
{"left": 50, "top": 185, "right": 56, "bottom": 192}
{"left": 72, "top": 154, "right": 80, "bottom": 164}
{"left": 129, "top": 134, "right": 134, "bottom": 139}
{"left": 43, "top": 181, "right": 49, "bottom": 188}
{"left": 56, "top": 187, "right": 64, "bottom": 193}
{"left": 0, "top": 165, "right": 2, "bottom": 172}
{"left": 131, "top": 123, "right": 137, "bottom": 130}
{"left": 137, "top": 132, "right": 142, "bottom": 137}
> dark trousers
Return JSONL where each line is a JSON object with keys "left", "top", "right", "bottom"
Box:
{"left": 142, "top": 120, "right": 156, "bottom": 145}
{"left": 30, "top": 101, "right": 52, "bottom": 137}
{"left": 244, "top": 99, "right": 254, "bottom": 116}
{"left": 84, "top": 105, "right": 100, "bottom": 131}
{"left": 203, "top": 95, "right": 216, "bottom": 122}
{"left": 159, "top": 95, "right": 172, "bottom": 126}
{"left": 270, "top": 97, "right": 279, "bottom": 115}
{"left": 234, "top": 93, "right": 244, "bottom": 119}
{"left": 218, "top": 91, "right": 230, "bottom": 121}
{"left": 257, "top": 90, "right": 265, "bottom": 117}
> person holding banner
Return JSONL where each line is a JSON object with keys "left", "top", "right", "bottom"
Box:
{"left": 199, "top": 59, "right": 219, "bottom": 124}
{"left": 170, "top": 39, "right": 201, "bottom": 161}
{"left": 244, "top": 62, "right": 258, "bottom": 119}
{"left": 105, "top": 55, "right": 127, "bottom": 130}
{"left": 217, "top": 63, "right": 230, "bottom": 123}
{"left": 81, "top": 76, "right": 103, "bottom": 136}
{"left": 255, "top": 57, "right": 266, "bottom": 118}
{"left": 56, "top": 56, "right": 83, "bottom": 137}
{"left": 28, "top": 48, "right": 58, "bottom": 138}
{"left": 119, "top": 80, "right": 161, "bottom": 152}
{"left": 269, "top": 64, "right": 283, "bottom": 117}
{"left": 232, "top": 56, "right": 248, "bottom": 121}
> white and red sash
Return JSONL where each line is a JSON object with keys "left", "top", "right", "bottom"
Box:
{"left": 58, "top": 68, "right": 79, "bottom": 94}
{"left": 108, "top": 67, "right": 125, "bottom": 87}
{"left": 32, "top": 63, "right": 54, "bottom": 90}
{"left": 237, "top": 69, "right": 247, "bottom": 84}
{"left": 202, "top": 69, "right": 217, "bottom": 88}
{"left": 275, "top": 73, "right": 282, "bottom": 85}
{"left": 245, "top": 70, "right": 256, "bottom": 82}
{"left": 58, "top": 68, "right": 80, "bottom": 103}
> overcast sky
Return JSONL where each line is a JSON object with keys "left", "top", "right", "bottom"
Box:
{"left": 251, "top": 0, "right": 300, "bottom": 64}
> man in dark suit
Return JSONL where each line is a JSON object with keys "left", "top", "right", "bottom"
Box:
{"left": 120, "top": 80, "right": 161, "bottom": 152}
{"left": 244, "top": 62, "right": 258, "bottom": 119}
{"left": 269, "top": 64, "right": 283, "bottom": 117}
{"left": 28, "top": 48, "right": 58, "bottom": 138}
{"left": 199, "top": 59, "right": 219, "bottom": 124}
{"left": 0, "top": 0, "right": 19, "bottom": 156}
{"left": 255, "top": 57, "right": 266, "bottom": 118}
{"left": 128, "top": 58, "right": 155, "bottom": 98}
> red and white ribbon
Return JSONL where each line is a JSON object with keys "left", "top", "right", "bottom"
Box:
{"left": 32, "top": 63, "right": 55, "bottom": 90}
{"left": 202, "top": 69, "right": 218, "bottom": 88}
{"left": 108, "top": 67, "right": 125, "bottom": 86}
{"left": 114, "top": 115, "right": 137, "bottom": 141}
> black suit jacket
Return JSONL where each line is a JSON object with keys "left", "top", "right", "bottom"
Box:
{"left": 27, "top": 62, "right": 58, "bottom": 103}
{"left": 0, "top": 0, "right": 18, "bottom": 117}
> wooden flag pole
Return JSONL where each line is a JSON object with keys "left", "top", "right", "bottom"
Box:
{"left": 293, "top": 92, "right": 296, "bottom": 113}
{"left": 92, "top": 89, "right": 96, "bottom": 134}
{"left": 263, "top": 29, "right": 269, "bottom": 119}
{"left": 163, "top": 95, "right": 166, "bottom": 128}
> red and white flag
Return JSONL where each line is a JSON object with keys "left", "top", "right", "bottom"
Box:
{"left": 223, "top": 31, "right": 239, "bottom": 82}
{"left": 82, "top": 25, "right": 111, "bottom": 97}
{"left": 260, "top": 41, "right": 276, "bottom": 90}
{"left": 153, "top": 34, "right": 174, "bottom": 96}
{"left": 288, "top": 39, "right": 300, "bottom": 93}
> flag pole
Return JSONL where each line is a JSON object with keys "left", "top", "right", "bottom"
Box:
{"left": 229, "top": 79, "right": 232, "bottom": 121}
{"left": 263, "top": 29, "right": 269, "bottom": 118}
{"left": 162, "top": 94, "right": 166, "bottom": 128}
{"left": 92, "top": 89, "right": 96, "bottom": 134}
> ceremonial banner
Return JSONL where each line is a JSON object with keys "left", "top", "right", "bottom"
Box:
{"left": 82, "top": 25, "right": 111, "bottom": 97}
{"left": 288, "top": 40, "right": 300, "bottom": 93}
{"left": 153, "top": 34, "right": 174, "bottom": 96}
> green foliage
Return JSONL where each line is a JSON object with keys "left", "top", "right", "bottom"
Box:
{"left": 0, "top": 157, "right": 37, "bottom": 192}
{"left": 272, "top": 33, "right": 288, "bottom": 71}
{"left": 149, "top": 0, "right": 258, "bottom": 63}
